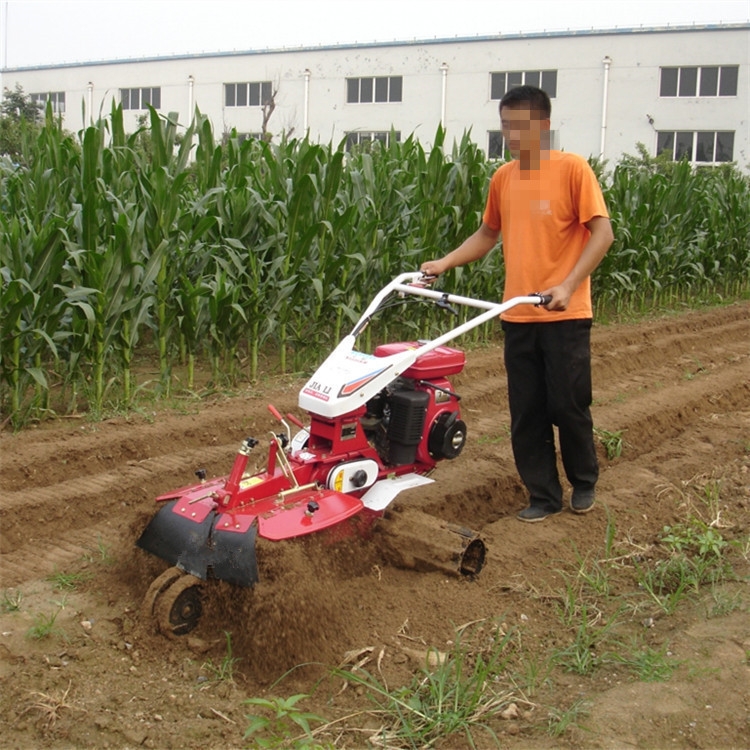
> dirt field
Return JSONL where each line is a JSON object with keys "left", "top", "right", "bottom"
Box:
{"left": 1, "top": 301, "right": 749, "bottom": 749}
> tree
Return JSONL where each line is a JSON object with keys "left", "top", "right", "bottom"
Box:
{"left": 1, "top": 84, "right": 43, "bottom": 123}
{"left": 0, "top": 85, "right": 43, "bottom": 160}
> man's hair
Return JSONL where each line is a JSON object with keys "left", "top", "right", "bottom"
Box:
{"left": 499, "top": 85, "right": 551, "bottom": 119}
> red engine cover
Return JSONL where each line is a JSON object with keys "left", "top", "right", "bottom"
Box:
{"left": 373, "top": 342, "right": 466, "bottom": 379}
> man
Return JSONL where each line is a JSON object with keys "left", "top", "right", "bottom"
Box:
{"left": 421, "top": 85, "right": 614, "bottom": 522}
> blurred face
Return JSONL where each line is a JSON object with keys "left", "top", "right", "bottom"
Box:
{"left": 500, "top": 104, "right": 550, "bottom": 161}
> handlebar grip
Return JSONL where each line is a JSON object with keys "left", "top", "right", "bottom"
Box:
{"left": 267, "top": 404, "right": 283, "bottom": 421}
{"left": 531, "top": 293, "right": 553, "bottom": 306}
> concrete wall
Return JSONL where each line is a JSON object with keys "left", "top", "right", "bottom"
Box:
{"left": 3, "top": 24, "right": 748, "bottom": 167}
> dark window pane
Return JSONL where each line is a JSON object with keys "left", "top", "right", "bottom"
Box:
{"left": 488, "top": 130, "right": 504, "bottom": 159}
{"left": 237, "top": 83, "right": 248, "bottom": 106}
{"left": 656, "top": 131, "right": 674, "bottom": 157}
{"left": 248, "top": 82, "right": 259, "bottom": 106}
{"left": 57, "top": 92, "right": 65, "bottom": 113}
{"left": 375, "top": 77, "right": 388, "bottom": 102}
{"left": 699, "top": 66, "right": 719, "bottom": 96}
{"left": 151, "top": 88, "right": 160, "bottom": 109}
{"left": 675, "top": 131, "right": 693, "bottom": 160}
{"left": 525, "top": 70, "right": 540, "bottom": 87}
{"left": 347, "top": 78, "right": 358, "bottom": 103}
{"left": 121, "top": 88, "right": 130, "bottom": 109}
{"left": 508, "top": 71, "right": 523, "bottom": 89}
{"left": 345, "top": 132, "right": 358, "bottom": 151}
{"left": 393, "top": 131, "right": 401, "bottom": 142}
{"left": 360, "top": 77, "right": 373, "bottom": 102}
{"left": 131, "top": 89, "right": 140, "bottom": 109}
{"left": 389, "top": 76, "right": 402, "bottom": 102}
{"left": 695, "top": 132, "right": 714, "bottom": 162}
{"left": 225, "top": 84, "right": 235, "bottom": 107}
{"left": 373, "top": 132, "right": 387, "bottom": 143}
{"left": 490, "top": 72, "right": 505, "bottom": 99}
{"left": 719, "top": 66, "right": 738, "bottom": 96}
{"left": 541, "top": 70, "right": 557, "bottom": 98}
{"left": 388, "top": 76, "right": 404, "bottom": 102}
{"left": 678, "top": 67, "right": 697, "bottom": 96}
{"left": 715, "top": 131, "right": 734, "bottom": 161}
{"left": 142, "top": 88, "right": 151, "bottom": 107}
{"left": 261, "top": 81, "right": 273, "bottom": 105}
{"left": 660, "top": 67, "right": 678, "bottom": 96}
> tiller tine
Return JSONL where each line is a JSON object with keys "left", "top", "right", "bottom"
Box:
{"left": 137, "top": 500, "right": 259, "bottom": 588}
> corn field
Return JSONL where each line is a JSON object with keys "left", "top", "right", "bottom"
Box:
{"left": 1, "top": 106, "right": 749, "bottom": 428}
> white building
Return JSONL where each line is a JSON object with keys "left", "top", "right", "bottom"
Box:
{"left": 3, "top": 23, "right": 748, "bottom": 168}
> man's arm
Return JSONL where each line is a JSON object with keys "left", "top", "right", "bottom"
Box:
{"left": 420, "top": 222, "right": 500, "bottom": 277}
{"left": 542, "top": 216, "right": 614, "bottom": 311}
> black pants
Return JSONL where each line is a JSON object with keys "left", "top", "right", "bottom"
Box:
{"left": 502, "top": 319, "right": 598, "bottom": 512}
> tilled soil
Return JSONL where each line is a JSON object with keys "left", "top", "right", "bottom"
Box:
{"left": 1, "top": 302, "right": 749, "bottom": 749}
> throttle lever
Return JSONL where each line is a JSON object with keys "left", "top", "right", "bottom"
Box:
{"left": 436, "top": 293, "right": 459, "bottom": 316}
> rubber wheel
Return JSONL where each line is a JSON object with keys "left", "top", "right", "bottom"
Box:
{"left": 155, "top": 574, "right": 204, "bottom": 638}
{"left": 141, "top": 566, "right": 183, "bottom": 619}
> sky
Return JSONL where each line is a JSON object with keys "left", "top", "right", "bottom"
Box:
{"left": 1, "top": 0, "right": 748, "bottom": 69}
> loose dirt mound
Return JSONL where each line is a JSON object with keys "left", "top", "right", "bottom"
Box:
{"left": 1, "top": 302, "right": 749, "bottom": 748}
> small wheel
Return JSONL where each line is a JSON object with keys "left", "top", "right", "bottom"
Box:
{"left": 155, "top": 574, "right": 204, "bottom": 638}
{"left": 142, "top": 566, "right": 183, "bottom": 619}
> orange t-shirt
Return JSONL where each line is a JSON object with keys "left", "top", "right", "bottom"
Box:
{"left": 483, "top": 150, "right": 609, "bottom": 322}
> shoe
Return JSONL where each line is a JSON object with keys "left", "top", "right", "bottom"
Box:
{"left": 517, "top": 505, "right": 562, "bottom": 523}
{"left": 571, "top": 489, "right": 595, "bottom": 514}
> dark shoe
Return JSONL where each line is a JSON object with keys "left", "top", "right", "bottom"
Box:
{"left": 571, "top": 489, "right": 595, "bottom": 514}
{"left": 517, "top": 505, "right": 562, "bottom": 523}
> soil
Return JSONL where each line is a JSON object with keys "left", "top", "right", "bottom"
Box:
{"left": 1, "top": 301, "right": 749, "bottom": 749}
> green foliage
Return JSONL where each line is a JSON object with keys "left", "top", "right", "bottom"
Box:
{"left": 203, "top": 631, "right": 241, "bottom": 683}
{"left": 243, "top": 693, "right": 326, "bottom": 749}
{"left": 333, "top": 622, "right": 519, "bottom": 748}
{"left": 1, "top": 112, "right": 748, "bottom": 428}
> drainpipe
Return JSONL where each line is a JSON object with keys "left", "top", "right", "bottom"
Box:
{"left": 86, "top": 81, "right": 94, "bottom": 125}
{"left": 439, "top": 62, "right": 449, "bottom": 127}
{"left": 303, "top": 68, "right": 311, "bottom": 134}
{"left": 600, "top": 56, "right": 612, "bottom": 159}
{"left": 187, "top": 75, "right": 194, "bottom": 118}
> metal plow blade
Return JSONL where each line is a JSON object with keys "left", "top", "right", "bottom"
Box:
{"left": 137, "top": 500, "right": 259, "bottom": 587}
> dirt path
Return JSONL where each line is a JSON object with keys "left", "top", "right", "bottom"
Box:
{"left": 1, "top": 302, "right": 749, "bottom": 748}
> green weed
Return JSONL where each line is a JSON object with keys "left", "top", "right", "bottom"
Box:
{"left": 243, "top": 693, "right": 327, "bottom": 749}
{"left": 1, "top": 588, "right": 22, "bottom": 612}
{"left": 594, "top": 427, "right": 626, "bottom": 460}
{"left": 547, "top": 698, "right": 591, "bottom": 738}
{"left": 203, "top": 631, "right": 241, "bottom": 684}
{"left": 46, "top": 570, "right": 92, "bottom": 591}
{"left": 332, "top": 621, "right": 523, "bottom": 748}
{"left": 26, "top": 608, "right": 63, "bottom": 640}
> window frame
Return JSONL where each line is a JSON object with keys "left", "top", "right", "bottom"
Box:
{"left": 346, "top": 76, "right": 403, "bottom": 104}
{"left": 656, "top": 130, "right": 735, "bottom": 164}
{"left": 490, "top": 70, "right": 558, "bottom": 100}
{"left": 659, "top": 65, "right": 739, "bottom": 98}
{"left": 120, "top": 87, "right": 161, "bottom": 111}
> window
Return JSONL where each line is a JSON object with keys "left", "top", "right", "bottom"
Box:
{"left": 345, "top": 130, "right": 401, "bottom": 151}
{"left": 659, "top": 66, "right": 738, "bottom": 97}
{"left": 490, "top": 70, "right": 557, "bottom": 99}
{"left": 30, "top": 91, "right": 65, "bottom": 115}
{"left": 346, "top": 77, "right": 402, "bottom": 104}
{"left": 121, "top": 87, "right": 161, "bottom": 110}
{"left": 224, "top": 81, "right": 273, "bottom": 107}
{"left": 488, "top": 131, "right": 506, "bottom": 159}
{"left": 657, "top": 130, "right": 734, "bottom": 163}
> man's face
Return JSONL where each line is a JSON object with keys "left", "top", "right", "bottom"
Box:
{"left": 500, "top": 104, "right": 550, "bottom": 160}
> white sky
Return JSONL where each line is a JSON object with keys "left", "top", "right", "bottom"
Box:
{"left": 1, "top": 0, "right": 748, "bottom": 69}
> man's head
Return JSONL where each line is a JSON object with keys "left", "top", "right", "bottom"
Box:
{"left": 499, "top": 85, "right": 551, "bottom": 161}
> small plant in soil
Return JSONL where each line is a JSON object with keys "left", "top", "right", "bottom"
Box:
{"left": 26, "top": 607, "right": 63, "bottom": 640}
{"left": 1, "top": 588, "right": 22, "bottom": 612}
{"left": 203, "top": 631, "right": 241, "bottom": 684}
{"left": 243, "top": 693, "right": 326, "bottom": 749}
{"left": 594, "top": 427, "right": 626, "bottom": 460}
{"left": 46, "top": 570, "right": 92, "bottom": 591}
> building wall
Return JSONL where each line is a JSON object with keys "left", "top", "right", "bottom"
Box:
{"left": 3, "top": 24, "right": 748, "bottom": 168}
